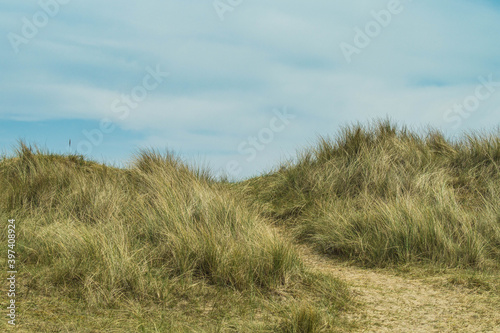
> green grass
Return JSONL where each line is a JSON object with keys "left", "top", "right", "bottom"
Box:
{"left": 2, "top": 119, "right": 500, "bottom": 331}
{"left": 0, "top": 142, "right": 349, "bottom": 332}
{"left": 242, "top": 120, "right": 500, "bottom": 269}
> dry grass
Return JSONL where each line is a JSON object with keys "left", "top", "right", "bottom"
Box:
{"left": 0, "top": 142, "right": 348, "bottom": 332}
{"left": 2, "top": 118, "right": 500, "bottom": 332}
{"left": 242, "top": 120, "right": 500, "bottom": 269}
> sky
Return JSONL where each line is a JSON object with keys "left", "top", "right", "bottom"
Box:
{"left": 1, "top": 0, "right": 500, "bottom": 179}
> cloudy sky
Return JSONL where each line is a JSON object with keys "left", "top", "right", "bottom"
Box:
{"left": 1, "top": 0, "right": 500, "bottom": 178}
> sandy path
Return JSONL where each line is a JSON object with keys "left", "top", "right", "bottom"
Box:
{"left": 296, "top": 244, "right": 500, "bottom": 333}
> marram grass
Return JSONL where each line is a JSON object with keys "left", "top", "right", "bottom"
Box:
{"left": 2, "top": 119, "right": 499, "bottom": 331}
{"left": 0, "top": 142, "right": 348, "bottom": 332}
{"left": 242, "top": 120, "right": 500, "bottom": 269}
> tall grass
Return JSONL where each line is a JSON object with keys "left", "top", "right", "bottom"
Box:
{"left": 0, "top": 143, "right": 348, "bottom": 331}
{"left": 242, "top": 120, "right": 500, "bottom": 268}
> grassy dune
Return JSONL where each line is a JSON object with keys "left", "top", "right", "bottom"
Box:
{"left": 1, "top": 119, "right": 499, "bottom": 332}
{"left": 242, "top": 120, "right": 500, "bottom": 269}
{"left": 0, "top": 144, "right": 349, "bottom": 332}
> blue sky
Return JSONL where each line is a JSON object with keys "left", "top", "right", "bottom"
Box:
{"left": 1, "top": 0, "right": 500, "bottom": 178}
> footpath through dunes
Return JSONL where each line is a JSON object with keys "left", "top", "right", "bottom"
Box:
{"left": 294, "top": 240, "right": 500, "bottom": 333}
{"left": 237, "top": 120, "right": 500, "bottom": 332}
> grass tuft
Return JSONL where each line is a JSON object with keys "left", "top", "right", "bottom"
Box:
{"left": 242, "top": 120, "right": 500, "bottom": 269}
{"left": 0, "top": 143, "right": 348, "bottom": 331}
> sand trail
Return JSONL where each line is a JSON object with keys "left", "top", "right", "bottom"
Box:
{"left": 296, "top": 243, "right": 500, "bottom": 332}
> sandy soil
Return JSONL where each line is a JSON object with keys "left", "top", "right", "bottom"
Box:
{"left": 297, "top": 244, "right": 500, "bottom": 333}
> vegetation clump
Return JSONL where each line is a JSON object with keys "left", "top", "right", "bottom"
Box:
{"left": 0, "top": 143, "right": 348, "bottom": 332}
{"left": 2, "top": 119, "right": 499, "bottom": 331}
{"left": 243, "top": 120, "right": 500, "bottom": 268}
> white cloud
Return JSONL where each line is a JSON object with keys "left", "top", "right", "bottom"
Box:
{"left": 1, "top": 0, "right": 500, "bottom": 177}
